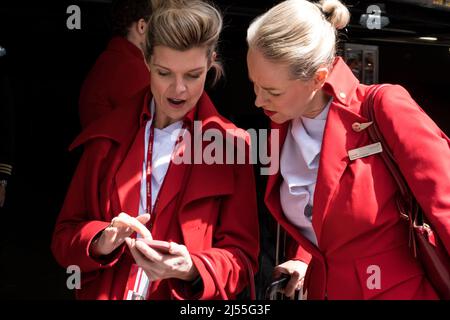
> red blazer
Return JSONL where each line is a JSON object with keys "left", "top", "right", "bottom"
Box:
{"left": 51, "top": 90, "right": 259, "bottom": 300}
{"left": 265, "top": 57, "right": 450, "bottom": 299}
{"left": 79, "top": 37, "right": 150, "bottom": 128}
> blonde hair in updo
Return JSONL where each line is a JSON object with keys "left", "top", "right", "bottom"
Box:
{"left": 247, "top": 0, "right": 350, "bottom": 81}
{"left": 145, "top": 0, "right": 224, "bottom": 85}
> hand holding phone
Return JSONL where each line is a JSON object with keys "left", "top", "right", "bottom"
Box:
{"left": 138, "top": 239, "right": 172, "bottom": 254}
{"left": 271, "top": 260, "right": 308, "bottom": 299}
{"left": 264, "top": 273, "right": 290, "bottom": 300}
{"left": 127, "top": 238, "right": 199, "bottom": 282}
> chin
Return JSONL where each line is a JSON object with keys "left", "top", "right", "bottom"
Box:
{"left": 171, "top": 103, "right": 195, "bottom": 119}
{"left": 270, "top": 115, "right": 290, "bottom": 125}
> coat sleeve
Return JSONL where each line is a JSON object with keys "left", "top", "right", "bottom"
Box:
{"left": 170, "top": 140, "right": 260, "bottom": 300}
{"left": 374, "top": 84, "right": 450, "bottom": 255}
{"left": 51, "top": 140, "right": 126, "bottom": 273}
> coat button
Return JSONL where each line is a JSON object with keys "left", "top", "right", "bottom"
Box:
{"left": 339, "top": 92, "right": 346, "bottom": 99}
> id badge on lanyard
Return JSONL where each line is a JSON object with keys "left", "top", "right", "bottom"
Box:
{"left": 123, "top": 121, "right": 157, "bottom": 301}
{"left": 123, "top": 119, "right": 187, "bottom": 300}
{"left": 124, "top": 264, "right": 149, "bottom": 300}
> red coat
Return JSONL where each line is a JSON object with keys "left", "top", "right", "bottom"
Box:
{"left": 51, "top": 90, "right": 259, "bottom": 300}
{"left": 78, "top": 37, "right": 150, "bottom": 128}
{"left": 265, "top": 57, "right": 450, "bottom": 299}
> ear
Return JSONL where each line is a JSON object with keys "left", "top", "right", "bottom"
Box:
{"left": 312, "top": 67, "right": 329, "bottom": 90}
{"left": 211, "top": 51, "right": 217, "bottom": 62}
{"left": 208, "top": 51, "right": 217, "bottom": 70}
{"left": 137, "top": 18, "right": 147, "bottom": 35}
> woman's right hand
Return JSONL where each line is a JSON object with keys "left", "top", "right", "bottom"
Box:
{"left": 273, "top": 260, "right": 309, "bottom": 298}
{"left": 90, "top": 212, "right": 152, "bottom": 257}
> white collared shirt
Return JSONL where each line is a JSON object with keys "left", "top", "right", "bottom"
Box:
{"left": 139, "top": 98, "right": 183, "bottom": 215}
{"left": 130, "top": 98, "right": 183, "bottom": 299}
{"left": 279, "top": 99, "right": 332, "bottom": 246}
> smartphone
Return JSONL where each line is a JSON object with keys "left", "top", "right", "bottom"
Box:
{"left": 264, "top": 274, "right": 290, "bottom": 300}
{"left": 264, "top": 274, "right": 303, "bottom": 300}
{"left": 138, "top": 239, "right": 171, "bottom": 253}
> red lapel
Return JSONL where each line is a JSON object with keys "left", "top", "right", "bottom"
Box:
{"left": 153, "top": 92, "right": 236, "bottom": 218}
{"left": 312, "top": 101, "right": 368, "bottom": 244}
{"left": 264, "top": 57, "right": 370, "bottom": 256}
{"left": 113, "top": 91, "right": 152, "bottom": 216}
{"left": 264, "top": 121, "right": 288, "bottom": 226}
{"left": 114, "top": 125, "right": 146, "bottom": 216}
{"left": 264, "top": 121, "right": 326, "bottom": 261}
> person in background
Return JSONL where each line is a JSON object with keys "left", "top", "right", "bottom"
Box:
{"left": 78, "top": 0, "right": 153, "bottom": 128}
{"left": 0, "top": 44, "right": 14, "bottom": 208}
{"left": 246, "top": 0, "right": 450, "bottom": 299}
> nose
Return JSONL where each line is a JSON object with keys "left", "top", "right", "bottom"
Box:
{"left": 254, "top": 84, "right": 267, "bottom": 108}
{"left": 173, "top": 77, "right": 187, "bottom": 94}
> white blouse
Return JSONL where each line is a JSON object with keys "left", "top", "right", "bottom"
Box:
{"left": 139, "top": 98, "right": 183, "bottom": 215}
{"left": 280, "top": 98, "right": 332, "bottom": 246}
{"left": 130, "top": 98, "right": 183, "bottom": 300}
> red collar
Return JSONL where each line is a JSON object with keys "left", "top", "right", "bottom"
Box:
{"left": 322, "top": 57, "right": 360, "bottom": 106}
{"left": 107, "top": 36, "right": 145, "bottom": 60}
{"left": 271, "top": 56, "right": 360, "bottom": 132}
{"left": 70, "top": 90, "right": 232, "bottom": 151}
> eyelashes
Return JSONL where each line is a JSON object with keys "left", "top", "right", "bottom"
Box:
{"left": 157, "top": 71, "right": 201, "bottom": 79}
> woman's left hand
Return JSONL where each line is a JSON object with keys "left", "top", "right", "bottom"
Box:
{"left": 125, "top": 238, "right": 199, "bottom": 282}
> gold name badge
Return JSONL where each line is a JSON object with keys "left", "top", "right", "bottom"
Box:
{"left": 348, "top": 142, "right": 383, "bottom": 161}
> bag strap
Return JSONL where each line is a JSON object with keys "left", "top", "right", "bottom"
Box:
{"left": 196, "top": 250, "right": 256, "bottom": 300}
{"left": 196, "top": 248, "right": 256, "bottom": 300}
{"left": 195, "top": 254, "right": 229, "bottom": 300}
{"left": 361, "top": 85, "right": 411, "bottom": 200}
{"left": 235, "top": 248, "right": 257, "bottom": 300}
{"left": 361, "top": 84, "right": 420, "bottom": 256}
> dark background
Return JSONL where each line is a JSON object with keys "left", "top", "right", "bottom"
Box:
{"left": 0, "top": 0, "right": 449, "bottom": 299}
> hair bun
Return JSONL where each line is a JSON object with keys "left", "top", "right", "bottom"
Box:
{"left": 321, "top": 0, "right": 350, "bottom": 30}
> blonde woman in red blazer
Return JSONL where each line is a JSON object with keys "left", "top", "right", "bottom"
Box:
{"left": 247, "top": 0, "right": 449, "bottom": 299}
{"left": 52, "top": 0, "right": 259, "bottom": 300}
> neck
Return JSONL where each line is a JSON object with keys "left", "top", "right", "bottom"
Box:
{"left": 153, "top": 108, "right": 177, "bottom": 129}
{"left": 126, "top": 33, "right": 149, "bottom": 71}
{"left": 126, "top": 32, "right": 144, "bottom": 54}
{"left": 302, "top": 89, "right": 330, "bottom": 119}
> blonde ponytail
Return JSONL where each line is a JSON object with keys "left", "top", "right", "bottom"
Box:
{"left": 320, "top": 0, "right": 350, "bottom": 30}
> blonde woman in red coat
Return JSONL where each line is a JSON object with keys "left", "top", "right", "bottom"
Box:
{"left": 246, "top": 0, "right": 449, "bottom": 299}
{"left": 52, "top": 0, "right": 259, "bottom": 300}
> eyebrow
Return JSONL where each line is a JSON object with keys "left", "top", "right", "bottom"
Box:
{"left": 248, "top": 73, "right": 281, "bottom": 91}
{"left": 153, "top": 63, "right": 205, "bottom": 73}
